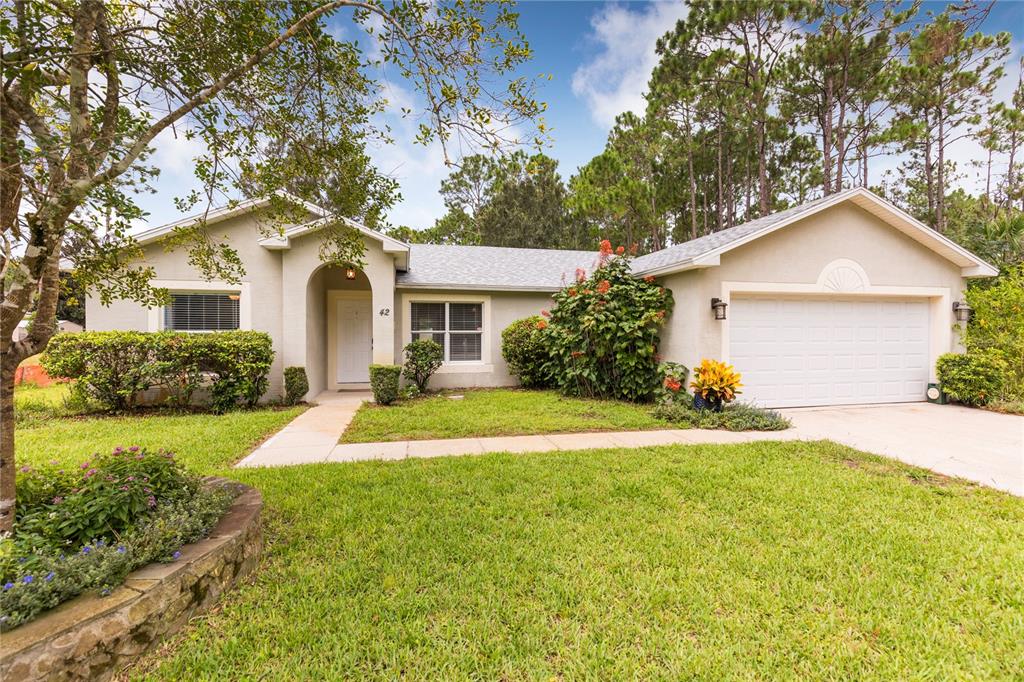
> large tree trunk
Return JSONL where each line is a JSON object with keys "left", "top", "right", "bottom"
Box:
{"left": 859, "top": 102, "right": 870, "bottom": 188}
{"left": 820, "top": 78, "right": 834, "bottom": 196}
{"left": 725, "top": 151, "right": 735, "bottom": 229}
{"left": 757, "top": 119, "right": 769, "bottom": 215}
{"left": 1007, "top": 127, "right": 1018, "bottom": 211}
{"left": 922, "top": 109, "right": 936, "bottom": 226}
{"left": 936, "top": 110, "right": 946, "bottom": 233}
{"left": 0, "top": 223, "right": 63, "bottom": 533}
{"left": 686, "top": 122, "right": 697, "bottom": 240}
{"left": 985, "top": 145, "right": 993, "bottom": 206}
{"left": 834, "top": 96, "right": 848, "bottom": 195}
{"left": 716, "top": 120, "right": 724, "bottom": 231}
{"left": 0, "top": 356, "right": 18, "bottom": 532}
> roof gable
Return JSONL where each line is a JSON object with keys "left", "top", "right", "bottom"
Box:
{"left": 258, "top": 216, "right": 409, "bottom": 260}
{"left": 132, "top": 191, "right": 326, "bottom": 246}
{"left": 130, "top": 191, "right": 409, "bottom": 268}
{"left": 631, "top": 188, "right": 998, "bottom": 278}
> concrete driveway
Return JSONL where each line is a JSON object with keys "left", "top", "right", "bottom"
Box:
{"left": 783, "top": 403, "right": 1024, "bottom": 496}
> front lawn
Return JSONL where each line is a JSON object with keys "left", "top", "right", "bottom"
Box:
{"left": 341, "top": 388, "right": 669, "bottom": 442}
{"left": 126, "top": 441, "right": 1024, "bottom": 680}
{"left": 13, "top": 384, "right": 304, "bottom": 472}
{"left": 10, "top": 384, "right": 1023, "bottom": 677}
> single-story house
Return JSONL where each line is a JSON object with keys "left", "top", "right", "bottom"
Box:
{"left": 86, "top": 187, "right": 997, "bottom": 408}
{"left": 14, "top": 319, "right": 83, "bottom": 342}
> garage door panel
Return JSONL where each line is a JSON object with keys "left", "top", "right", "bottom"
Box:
{"left": 730, "top": 296, "right": 929, "bottom": 408}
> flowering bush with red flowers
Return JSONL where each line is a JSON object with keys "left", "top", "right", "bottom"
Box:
{"left": 540, "top": 241, "right": 673, "bottom": 401}
{"left": 653, "top": 362, "right": 690, "bottom": 405}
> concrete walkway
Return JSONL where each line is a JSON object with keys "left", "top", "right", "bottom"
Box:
{"left": 236, "top": 395, "right": 1023, "bottom": 496}
{"left": 236, "top": 390, "right": 370, "bottom": 467}
{"left": 239, "top": 422, "right": 804, "bottom": 468}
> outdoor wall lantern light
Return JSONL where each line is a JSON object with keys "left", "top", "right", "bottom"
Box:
{"left": 345, "top": 268, "right": 357, "bottom": 280}
{"left": 952, "top": 301, "right": 972, "bottom": 323}
{"left": 711, "top": 297, "right": 728, "bottom": 321}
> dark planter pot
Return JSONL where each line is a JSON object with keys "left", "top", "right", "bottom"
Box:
{"left": 693, "top": 393, "right": 723, "bottom": 412}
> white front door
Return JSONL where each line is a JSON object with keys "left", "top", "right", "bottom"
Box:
{"left": 337, "top": 299, "right": 372, "bottom": 383}
{"left": 729, "top": 296, "right": 930, "bottom": 408}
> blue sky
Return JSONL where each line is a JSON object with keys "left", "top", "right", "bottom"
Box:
{"left": 138, "top": 0, "right": 1024, "bottom": 232}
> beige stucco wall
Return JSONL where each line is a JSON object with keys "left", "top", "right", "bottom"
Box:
{"left": 85, "top": 213, "right": 398, "bottom": 401}
{"left": 285, "top": 234, "right": 395, "bottom": 398}
{"left": 395, "top": 288, "right": 553, "bottom": 389}
{"left": 659, "top": 202, "right": 967, "bottom": 381}
{"left": 85, "top": 210, "right": 545, "bottom": 398}
{"left": 86, "top": 212, "right": 287, "bottom": 397}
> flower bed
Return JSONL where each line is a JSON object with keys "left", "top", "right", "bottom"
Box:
{"left": 1, "top": 447, "right": 237, "bottom": 631}
{"left": 0, "top": 481, "right": 262, "bottom": 682}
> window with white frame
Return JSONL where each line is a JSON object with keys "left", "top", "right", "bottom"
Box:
{"left": 164, "top": 292, "right": 240, "bottom": 331}
{"left": 410, "top": 301, "right": 483, "bottom": 362}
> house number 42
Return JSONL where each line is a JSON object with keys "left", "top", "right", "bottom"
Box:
{"left": 379, "top": 307, "right": 390, "bottom": 317}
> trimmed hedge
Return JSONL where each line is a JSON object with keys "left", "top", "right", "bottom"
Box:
{"left": 936, "top": 350, "right": 1007, "bottom": 407}
{"left": 369, "top": 365, "right": 401, "bottom": 405}
{"left": 501, "top": 316, "right": 550, "bottom": 388}
{"left": 284, "top": 367, "right": 309, "bottom": 405}
{"left": 42, "top": 331, "right": 274, "bottom": 413}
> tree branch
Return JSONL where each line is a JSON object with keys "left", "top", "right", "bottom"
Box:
{"left": 89, "top": 0, "right": 445, "bottom": 192}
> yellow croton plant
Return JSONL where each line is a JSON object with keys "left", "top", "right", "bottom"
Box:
{"left": 690, "top": 359, "right": 743, "bottom": 404}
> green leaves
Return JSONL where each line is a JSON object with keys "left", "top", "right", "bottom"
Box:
{"left": 421, "top": 151, "right": 574, "bottom": 249}
{"left": 541, "top": 246, "right": 672, "bottom": 402}
{"left": 41, "top": 331, "right": 274, "bottom": 413}
{"left": 369, "top": 364, "right": 401, "bottom": 405}
{"left": 960, "top": 265, "right": 1024, "bottom": 399}
{"left": 402, "top": 339, "right": 443, "bottom": 392}
{"left": 500, "top": 316, "right": 550, "bottom": 388}
{"left": 936, "top": 350, "right": 1007, "bottom": 407}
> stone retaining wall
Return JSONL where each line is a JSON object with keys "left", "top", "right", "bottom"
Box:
{"left": 0, "top": 482, "right": 263, "bottom": 681}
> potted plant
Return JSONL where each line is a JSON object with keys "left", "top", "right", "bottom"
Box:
{"left": 690, "top": 358, "right": 742, "bottom": 412}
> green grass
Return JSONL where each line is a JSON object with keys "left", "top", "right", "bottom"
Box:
{"left": 987, "top": 398, "right": 1024, "bottom": 415}
{"left": 13, "top": 381, "right": 70, "bottom": 409}
{"left": 13, "top": 384, "right": 304, "bottom": 473}
{"left": 342, "top": 388, "right": 669, "bottom": 442}
{"left": 121, "top": 441, "right": 1024, "bottom": 680}
{"left": 11, "top": 387, "right": 1024, "bottom": 678}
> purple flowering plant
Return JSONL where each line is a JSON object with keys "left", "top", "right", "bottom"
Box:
{"left": 2, "top": 448, "right": 236, "bottom": 632}
{"left": 14, "top": 446, "right": 198, "bottom": 549}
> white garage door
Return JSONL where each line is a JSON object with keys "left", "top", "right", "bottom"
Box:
{"left": 729, "top": 297, "right": 929, "bottom": 408}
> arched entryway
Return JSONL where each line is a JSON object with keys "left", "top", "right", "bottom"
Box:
{"left": 306, "top": 265, "right": 373, "bottom": 391}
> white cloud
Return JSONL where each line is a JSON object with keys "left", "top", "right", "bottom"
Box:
{"left": 368, "top": 134, "right": 449, "bottom": 228}
{"left": 571, "top": 1, "right": 687, "bottom": 128}
{"left": 366, "top": 77, "right": 450, "bottom": 228}
{"left": 149, "top": 127, "right": 207, "bottom": 176}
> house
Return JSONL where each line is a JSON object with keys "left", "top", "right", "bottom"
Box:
{"left": 14, "top": 319, "right": 83, "bottom": 342}
{"left": 86, "top": 187, "right": 997, "bottom": 408}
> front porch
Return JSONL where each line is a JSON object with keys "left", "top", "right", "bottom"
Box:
{"left": 277, "top": 228, "right": 401, "bottom": 399}
{"left": 307, "top": 266, "right": 376, "bottom": 392}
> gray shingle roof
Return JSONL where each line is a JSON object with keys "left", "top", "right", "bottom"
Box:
{"left": 630, "top": 191, "right": 848, "bottom": 274}
{"left": 398, "top": 244, "right": 599, "bottom": 291}
{"left": 397, "top": 190, "right": 867, "bottom": 289}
